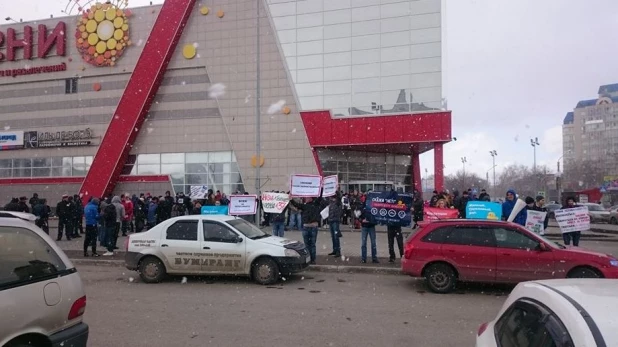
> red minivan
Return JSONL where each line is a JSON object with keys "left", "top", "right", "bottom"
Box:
{"left": 401, "top": 219, "right": 618, "bottom": 293}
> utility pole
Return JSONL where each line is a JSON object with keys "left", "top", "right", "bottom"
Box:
{"left": 530, "top": 137, "right": 540, "bottom": 172}
{"left": 254, "top": 0, "right": 261, "bottom": 226}
{"left": 461, "top": 157, "right": 467, "bottom": 189}
{"left": 490, "top": 150, "right": 497, "bottom": 198}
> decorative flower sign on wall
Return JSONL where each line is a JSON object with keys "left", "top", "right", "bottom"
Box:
{"left": 75, "top": 1, "right": 131, "bottom": 66}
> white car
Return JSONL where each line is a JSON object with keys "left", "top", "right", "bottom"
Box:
{"left": 125, "top": 215, "right": 310, "bottom": 285}
{"left": 476, "top": 279, "right": 618, "bottom": 346}
{"left": 0, "top": 212, "right": 89, "bottom": 347}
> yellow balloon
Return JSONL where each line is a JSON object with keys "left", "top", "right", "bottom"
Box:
{"left": 105, "top": 8, "right": 117, "bottom": 20}
{"left": 96, "top": 41, "right": 107, "bottom": 54}
{"left": 94, "top": 10, "right": 105, "bottom": 22}
{"left": 113, "top": 17, "right": 124, "bottom": 28}
{"left": 200, "top": 6, "right": 209, "bottom": 15}
{"left": 87, "top": 33, "right": 99, "bottom": 45}
{"left": 107, "top": 38, "right": 117, "bottom": 50}
{"left": 85, "top": 20, "right": 98, "bottom": 33}
{"left": 121, "top": 24, "right": 129, "bottom": 31}
{"left": 113, "top": 29, "right": 124, "bottom": 40}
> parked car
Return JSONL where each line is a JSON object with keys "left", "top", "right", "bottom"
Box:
{"left": 401, "top": 219, "right": 618, "bottom": 293}
{"left": 545, "top": 203, "right": 562, "bottom": 219}
{"left": 609, "top": 206, "right": 618, "bottom": 224}
{"left": 582, "top": 203, "right": 611, "bottom": 223}
{"left": 0, "top": 212, "right": 89, "bottom": 346}
{"left": 476, "top": 279, "right": 618, "bottom": 346}
{"left": 126, "top": 215, "right": 310, "bottom": 285}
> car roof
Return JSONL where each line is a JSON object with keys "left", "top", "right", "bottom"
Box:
{"left": 0, "top": 211, "right": 37, "bottom": 222}
{"left": 425, "top": 219, "right": 513, "bottom": 226}
{"left": 168, "top": 214, "right": 239, "bottom": 222}
{"left": 531, "top": 279, "right": 618, "bottom": 342}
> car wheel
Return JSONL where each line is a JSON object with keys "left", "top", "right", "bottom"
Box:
{"left": 611, "top": 217, "right": 617, "bottom": 225}
{"left": 252, "top": 257, "right": 279, "bottom": 285}
{"left": 139, "top": 257, "right": 167, "bottom": 283}
{"left": 424, "top": 263, "right": 457, "bottom": 294}
{"left": 568, "top": 267, "right": 601, "bottom": 278}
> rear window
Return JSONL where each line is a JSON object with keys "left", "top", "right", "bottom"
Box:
{"left": 421, "top": 227, "right": 452, "bottom": 243}
{"left": 0, "top": 226, "right": 68, "bottom": 290}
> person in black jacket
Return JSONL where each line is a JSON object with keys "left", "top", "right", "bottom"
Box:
{"left": 18, "top": 196, "right": 30, "bottom": 213}
{"left": 359, "top": 202, "right": 379, "bottom": 264}
{"left": 4, "top": 198, "right": 20, "bottom": 212}
{"left": 290, "top": 197, "right": 321, "bottom": 264}
{"left": 327, "top": 194, "right": 343, "bottom": 257}
{"left": 29, "top": 193, "right": 40, "bottom": 210}
{"left": 561, "top": 197, "right": 580, "bottom": 246}
{"left": 73, "top": 195, "right": 84, "bottom": 237}
{"left": 56, "top": 195, "right": 72, "bottom": 241}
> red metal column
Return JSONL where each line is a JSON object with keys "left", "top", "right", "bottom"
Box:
{"left": 434, "top": 142, "right": 444, "bottom": 192}
{"left": 79, "top": 0, "right": 197, "bottom": 203}
{"left": 412, "top": 151, "right": 422, "bottom": 193}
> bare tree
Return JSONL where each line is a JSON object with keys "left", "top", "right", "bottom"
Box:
{"left": 563, "top": 159, "right": 604, "bottom": 190}
{"left": 445, "top": 170, "right": 489, "bottom": 194}
{"left": 495, "top": 164, "right": 553, "bottom": 199}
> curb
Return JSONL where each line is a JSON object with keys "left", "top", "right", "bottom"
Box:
{"left": 68, "top": 258, "right": 403, "bottom": 275}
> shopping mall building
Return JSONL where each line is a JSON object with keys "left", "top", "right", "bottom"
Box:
{"left": 0, "top": 0, "right": 451, "bottom": 203}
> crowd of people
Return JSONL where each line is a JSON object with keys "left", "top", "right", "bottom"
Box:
{"left": 2, "top": 186, "right": 586, "bottom": 263}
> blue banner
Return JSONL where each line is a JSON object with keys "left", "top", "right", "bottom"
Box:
{"left": 364, "top": 191, "right": 413, "bottom": 226}
{"left": 465, "top": 201, "right": 502, "bottom": 220}
{"left": 201, "top": 206, "right": 229, "bottom": 215}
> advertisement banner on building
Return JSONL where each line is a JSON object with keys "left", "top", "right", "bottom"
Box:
{"left": 25, "top": 128, "right": 95, "bottom": 148}
{"left": 525, "top": 210, "right": 547, "bottom": 234}
{"left": 261, "top": 192, "right": 289, "bottom": 214}
{"left": 0, "top": 131, "right": 24, "bottom": 150}
{"left": 466, "top": 201, "right": 502, "bottom": 220}
{"left": 201, "top": 205, "right": 228, "bottom": 215}
{"left": 190, "top": 185, "right": 209, "bottom": 199}
{"left": 364, "top": 191, "right": 413, "bottom": 226}
{"left": 322, "top": 175, "right": 338, "bottom": 197}
{"left": 229, "top": 195, "right": 257, "bottom": 215}
{"left": 555, "top": 206, "right": 590, "bottom": 233}
{"left": 424, "top": 207, "right": 459, "bottom": 222}
{"left": 290, "top": 174, "right": 322, "bottom": 197}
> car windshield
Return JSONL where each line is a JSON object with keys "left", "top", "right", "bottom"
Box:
{"left": 586, "top": 204, "right": 604, "bottom": 211}
{"left": 227, "top": 219, "right": 270, "bottom": 239}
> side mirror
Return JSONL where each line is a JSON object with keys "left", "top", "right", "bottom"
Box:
{"left": 236, "top": 237, "right": 243, "bottom": 243}
{"left": 537, "top": 243, "right": 549, "bottom": 252}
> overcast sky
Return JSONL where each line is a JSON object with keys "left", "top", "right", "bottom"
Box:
{"left": 2, "top": 0, "right": 617, "bottom": 183}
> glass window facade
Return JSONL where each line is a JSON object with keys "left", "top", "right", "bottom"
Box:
{"left": 0, "top": 151, "right": 244, "bottom": 195}
{"left": 267, "top": 0, "right": 443, "bottom": 116}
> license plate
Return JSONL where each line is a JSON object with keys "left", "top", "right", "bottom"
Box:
{"left": 306, "top": 256, "right": 311, "bottom": 263}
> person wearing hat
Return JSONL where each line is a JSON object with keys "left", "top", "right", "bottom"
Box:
{"left": 55, "top": 195, "right": 72, "bottom": 241}
{"left": 531, "top": 195, "right": 549, "bottom": 235}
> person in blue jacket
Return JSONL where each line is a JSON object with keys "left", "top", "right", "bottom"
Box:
{"left": 502, "top": 189, "right": 527, "bottom": 226}
{"left": 83, "top": 197, "right": 101, "bottom": 257}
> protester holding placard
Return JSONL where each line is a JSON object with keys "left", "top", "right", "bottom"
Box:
{"left": 532, "top": 195, "right": 549, "bottom": 234}
{"left": 270, "top": 202, "right": 288, "bottom": 238}
{"left": 290, "top": 197, "right": 321, "bottom": 265}
{"left": 561, "top": 197, "right": 582, "bottom": 246}
{"left": 502, "top": 189, "right": 527, "bottom": 226}
{"left": 359, "top": 202, "right": 379, "bottom": 264}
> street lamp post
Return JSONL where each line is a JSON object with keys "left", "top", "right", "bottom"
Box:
{"left": 461, "top": 157, "right": 467, "bottom": 189}
{"left": 530, "top": 137, "right": 540, "bottom": 172}
{"left": 254, "top": 0, "right": 262, "bottom": 227}
{"left": 490, "top": 150, "right": 497, "bottom": 197}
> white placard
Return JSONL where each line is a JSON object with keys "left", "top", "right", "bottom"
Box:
{"left": 0, "top": 131, "right": 24, "bottom": 148}
{"left": 525, "top": 210, "right": 547, "bottom": 234}
{"left": 322, "top": 175, "right": 338, "bottom": 197}
{"left": 555, "top": 206, "right": 590, "bottom": 233}
{"left": 189, "top": 185, "right": 208, "bottom": 199}
{"left": 261, "top": 192, "right": 289, "bottom": 214}
{"left": 320, "top": 206, "right": 329, "bottom": 220}
{"left": 290, "top": 174, "right": 322, "bottom": 197}
{"left": 229, "top": 195, "right": 257, "bottom": 215}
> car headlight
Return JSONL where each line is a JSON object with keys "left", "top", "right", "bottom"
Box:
{"left": 284, "top": 249, "right": 300, "bottom": 257}
{"left": 610, "top": 259, "right": 618, "bottom": 267}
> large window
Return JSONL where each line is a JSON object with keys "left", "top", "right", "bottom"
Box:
{"left": 1, "top": 152, "right": 244, "bottom": 195}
